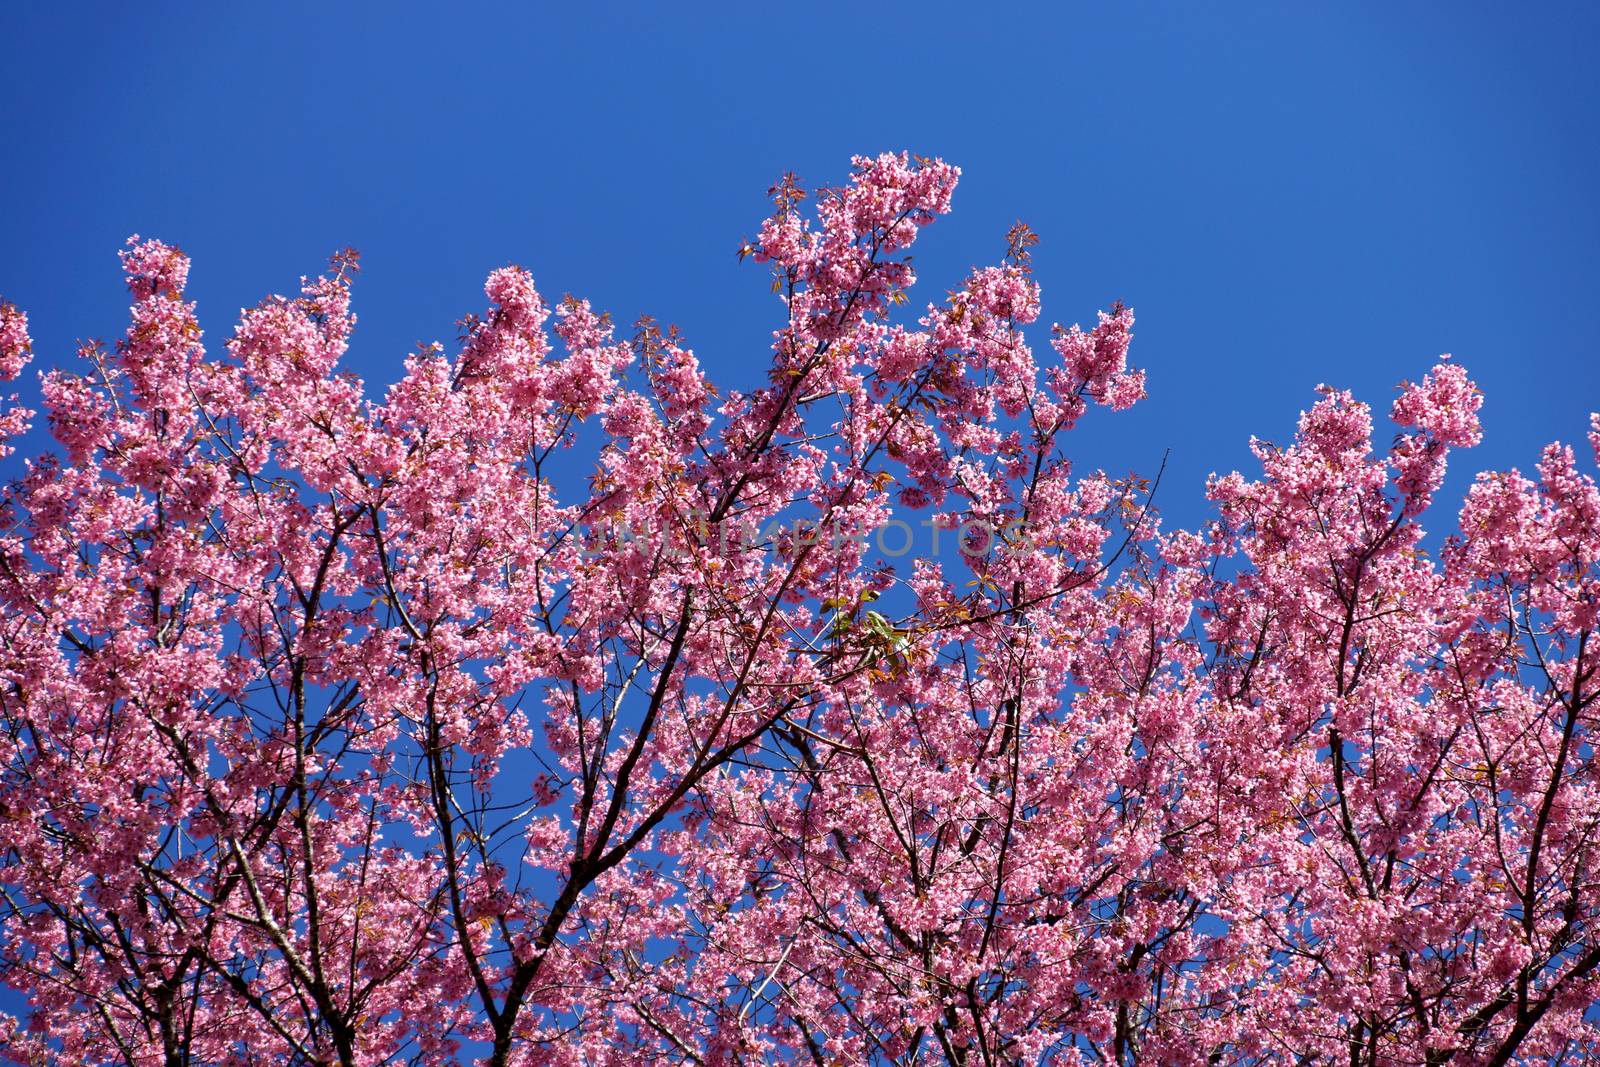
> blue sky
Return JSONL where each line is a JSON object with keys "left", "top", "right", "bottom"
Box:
{"left": 1, "top": 2, "right": 1599, "bottom": 1052}
{"left": 3, "top": 2, "right": 1597, "bottom": 535}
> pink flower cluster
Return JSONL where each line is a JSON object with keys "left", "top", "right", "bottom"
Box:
{"left": 0, "top": 155, "right": 1596, "bottom": 1067}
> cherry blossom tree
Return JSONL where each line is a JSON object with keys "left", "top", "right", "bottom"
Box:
{"left": 0, "top": 154, "right": 1595, "bottom": 1066}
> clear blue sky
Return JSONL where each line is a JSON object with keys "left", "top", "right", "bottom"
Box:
{"left": 3, "top": 2, "right": 1597, "bottom": 535}
{"left": 1, "top": 2, "right": 1598, "bottom": 1050}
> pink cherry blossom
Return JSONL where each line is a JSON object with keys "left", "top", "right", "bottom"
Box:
{"left": 0, "top": 153, "right": 1595, "bottom": 1066}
